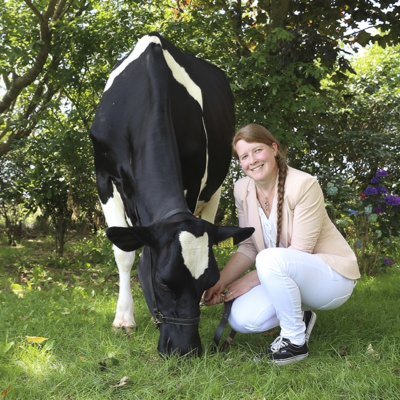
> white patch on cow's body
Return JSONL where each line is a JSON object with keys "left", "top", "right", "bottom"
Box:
{"left": 162, "top": 49, "right": 209, "bottom": 199}
{"left": 194, "top": 186, "right": 221, "bottom": 223}
{"left": 104, "top": 35, "right": 160, "bottom": 92}
{"left": 198, "top": 120, "right": 209, "bottom": 200}
{"left": 179, "top": 231, "right": 209, "bottom": 279}
{"left": 101, "top": 183, "right": 136, "bottom": 329}
{"left": 163, "top": 50, "right": 203, "bottom": 108}
{"left": 101, "top": 183, "right": 128, "bottom": 227}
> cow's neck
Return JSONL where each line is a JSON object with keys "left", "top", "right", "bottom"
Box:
{"left": 132, "top": 141, "right": 190, "bottom": 225}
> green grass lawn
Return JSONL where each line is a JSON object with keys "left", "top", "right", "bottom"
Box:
{"left": 1, "top": 237, "right": 399, "bottom": 399}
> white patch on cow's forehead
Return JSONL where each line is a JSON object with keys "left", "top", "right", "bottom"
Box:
{"left": 179, "top": 231, "right": 209, "bottom": 279}
{"left": 104, "top": 35, "right": 160, "bottom": 92}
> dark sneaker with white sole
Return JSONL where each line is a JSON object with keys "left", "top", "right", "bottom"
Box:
{"left": 303, "top": 310, "right": 317, "bottom": 344}
{"left": 266, "top": 336, "right": 309, "bottom": 365}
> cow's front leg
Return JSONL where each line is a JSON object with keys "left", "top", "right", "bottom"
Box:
{"left": 112, "top": 246, "right": 136, "bottom": 333}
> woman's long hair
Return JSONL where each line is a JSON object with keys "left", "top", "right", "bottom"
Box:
{"left": 233, "top": 123, "right": 288, "bottom": 247}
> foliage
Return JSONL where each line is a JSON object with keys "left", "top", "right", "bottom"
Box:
{"left": 216, "top": 160, "right": 243, "bottom": 225}
{"left": 0, "top": 231, "right": 121, "bottom": 290}
{"left": 0, "top": 0, "right": 89, "bottom": 155}
{"left": 150, "top": 1, "right": 400, "bottom": 148}
{"left": 296, "top": 44, "right": 400, "bottom": 181}
{"left": 2, "top": 0, "right": 400, "bottom": 156}
{"left": 0, "top": 154, "right": 31, "bottom": 245}
{"left": 291, "top": 43, "right": 400, "bottom": 275}
{"left": 9, "top": 124, "right": 98, "bottom": 256}
{"left": 329, "top": 169, "right": 400, "bottom": 275}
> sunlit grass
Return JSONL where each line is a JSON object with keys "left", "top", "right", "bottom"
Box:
{"left": 1, "top": 236, "right": 400, "bottom": 399}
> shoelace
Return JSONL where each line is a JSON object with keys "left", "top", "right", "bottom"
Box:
{"left": 270, "top": 336, "right": 290, "bottom": 353}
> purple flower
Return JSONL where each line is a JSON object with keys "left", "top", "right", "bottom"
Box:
{"left": 383, "top": 258, "right": 395, "bottom": 267}
{"left": 371, "top": 177, "right": 380, "bottom": 184}
{"left": 376, "top": 169, "right": 389, "bottom": 178}
{"left": 364, "top": 186, "right": 378, "bottom": 196}
{"left": 377, "top": 186, "right": 388, "bottom": 195}
{"left": 385, "top": 195, "right": 400, "bottom": 207}
{"left": 371, "top": 169, "right": 389, "bottom": 184}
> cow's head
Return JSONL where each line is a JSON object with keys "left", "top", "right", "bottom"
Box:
{"left": 106, "top": 216, "right": 254, "bottom": 357}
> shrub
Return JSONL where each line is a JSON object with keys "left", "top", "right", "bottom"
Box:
{"left": 338, "top": 169, "right": 399, "bottom": 275}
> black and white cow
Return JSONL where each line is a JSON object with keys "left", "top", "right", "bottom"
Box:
{"left": 90, "top": 33, "right": 253, "bottom": 356}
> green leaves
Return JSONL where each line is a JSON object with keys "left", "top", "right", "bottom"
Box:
{"left": 10, "top": 283, "right": 28, "bottom": 299}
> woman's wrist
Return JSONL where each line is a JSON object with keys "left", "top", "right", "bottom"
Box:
{"left": 217, "top": 272, "right": 228, "bottom": 290}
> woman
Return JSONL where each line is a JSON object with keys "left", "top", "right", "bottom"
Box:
{"left": 204, "top": 123, "right": 360, "bottom": 365}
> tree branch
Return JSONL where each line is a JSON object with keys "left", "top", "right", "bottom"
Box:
{"left": 0, "top": 0, "right": 60, "bottom": 115}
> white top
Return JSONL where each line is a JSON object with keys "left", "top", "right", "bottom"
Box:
{"left": 258, "top": 200, "right": 277, "bottom": 248}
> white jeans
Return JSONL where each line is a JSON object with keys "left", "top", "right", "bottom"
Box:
{"left": 229, "top": 248, "right": 356, "bottom": 345}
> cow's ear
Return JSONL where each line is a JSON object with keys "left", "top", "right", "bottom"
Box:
{"left": 106, "top": 226, "right": 155, "bottom": 252}
{"left": 213, "top": 226, "right": 255, "bottom": 246}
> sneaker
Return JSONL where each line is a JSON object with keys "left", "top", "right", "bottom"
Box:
{"left": 266, "top": 336, "right": 308, "bottom": 366}
{"left": 303, "top": 310, "right": 317, "bottom": 344}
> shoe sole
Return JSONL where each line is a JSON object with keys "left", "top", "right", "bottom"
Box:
{"left": 305, "top": 311, "right": 317, "bottom": 344}
{"left": 270, "top": 352, "right": 309, "bottom": 366}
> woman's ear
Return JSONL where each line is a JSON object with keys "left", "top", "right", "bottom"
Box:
{"left": 272, "top": 142, "right": 279, "bottom": 156}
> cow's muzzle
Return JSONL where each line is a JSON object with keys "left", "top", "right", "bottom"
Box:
{"left": 158, "top": 323, "right": 202, "bottom": 357}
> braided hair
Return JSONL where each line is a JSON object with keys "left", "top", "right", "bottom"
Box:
{"left": 233, "top": 124, "right": 288, "bottom": 247}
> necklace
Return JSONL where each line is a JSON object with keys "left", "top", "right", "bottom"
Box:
{"left": 256, "top": 186, "right": 271, "bottom": 213}
{"left": 263, "top": 197, "right": 270, "bottom": 212}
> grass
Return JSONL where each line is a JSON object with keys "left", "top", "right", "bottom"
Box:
{"left": 1, "top": 235, "right": 400, "bottom": 399}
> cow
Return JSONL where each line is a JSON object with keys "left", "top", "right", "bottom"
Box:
{"left": 90, "top": 33, "right": 254, "bottom": 356}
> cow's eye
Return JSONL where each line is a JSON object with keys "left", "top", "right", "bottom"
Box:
{"left": 159, "top": 281, "right": 170, "bottom": 291}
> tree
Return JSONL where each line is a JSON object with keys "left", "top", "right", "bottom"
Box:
{"left": 153, "top": 1, "right": 400, "bottom": 226}
{"left": 18, "top": 123, "right": 99, "bottom": 256}
{"left": 3, "top": 1, "right": 400, "bottom": 157}
{"left": 295, "top": 44, "right": 400, "bottom": 191}
{"left": 0, "top": 155, "right": 31, "bottom": 245}
{"left": 1, "top": 1, "right": 164, "bottom": 250}
{"left": 1, "top": 0, "right": 399, "bottom": 241}
{"left": 147, "top": 1, "right": 400, "bottom": 145}
{"left": 0, "top": 0, "right": 93, "bottom": 156}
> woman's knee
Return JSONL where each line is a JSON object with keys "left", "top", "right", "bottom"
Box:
{"left": 256, "top": 248, "right": 287, "bottom": 278}
{"left": 229, "top": 301, "right": 278, "bottom": 334}
{"left": 229, "top": 304, "right": 256, "bottom": 333}
{"left": 229, "top": 298, "right": 266, "bottom": 334}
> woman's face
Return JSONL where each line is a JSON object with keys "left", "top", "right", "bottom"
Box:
{"left": 235, "top": 139, "right": 278, "bottom": 183}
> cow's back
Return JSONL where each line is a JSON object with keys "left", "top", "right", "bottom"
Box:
{"left": 91, "top": 33, "right": 234, "bottom": 224}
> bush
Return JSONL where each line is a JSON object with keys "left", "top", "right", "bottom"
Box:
{"left": 336, "top": 169, "right": 400, "bottom": 275}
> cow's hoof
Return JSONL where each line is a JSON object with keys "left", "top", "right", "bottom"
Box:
{"left": 123, "top": 326, "right": 136, "bottom": 337}
{"left": 112, "top": 325, "right": 136, "bottom": 337}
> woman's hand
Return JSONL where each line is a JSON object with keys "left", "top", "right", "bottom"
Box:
{"left": 203, "top": 279, "right": 225, "bottom": 305}
{"left": 203, "top": 252, "right": 255, "bottom": 306}
{"left": 204, "top": 270, "right": 260, "bottom": 305}
{"left": 222, "top": 271, "right": 260, "bottom": 302}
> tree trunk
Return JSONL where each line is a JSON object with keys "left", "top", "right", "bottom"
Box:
{"left": 55, "top": 217, "right": 68, "bottom": 257}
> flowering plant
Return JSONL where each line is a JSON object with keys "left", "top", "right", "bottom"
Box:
{"left": 346, "top": 169, "right": 400, "bottom": 275}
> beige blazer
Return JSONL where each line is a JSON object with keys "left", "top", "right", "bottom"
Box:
{"left": 234, "top": 166, "right": 360, "bottom": 280}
